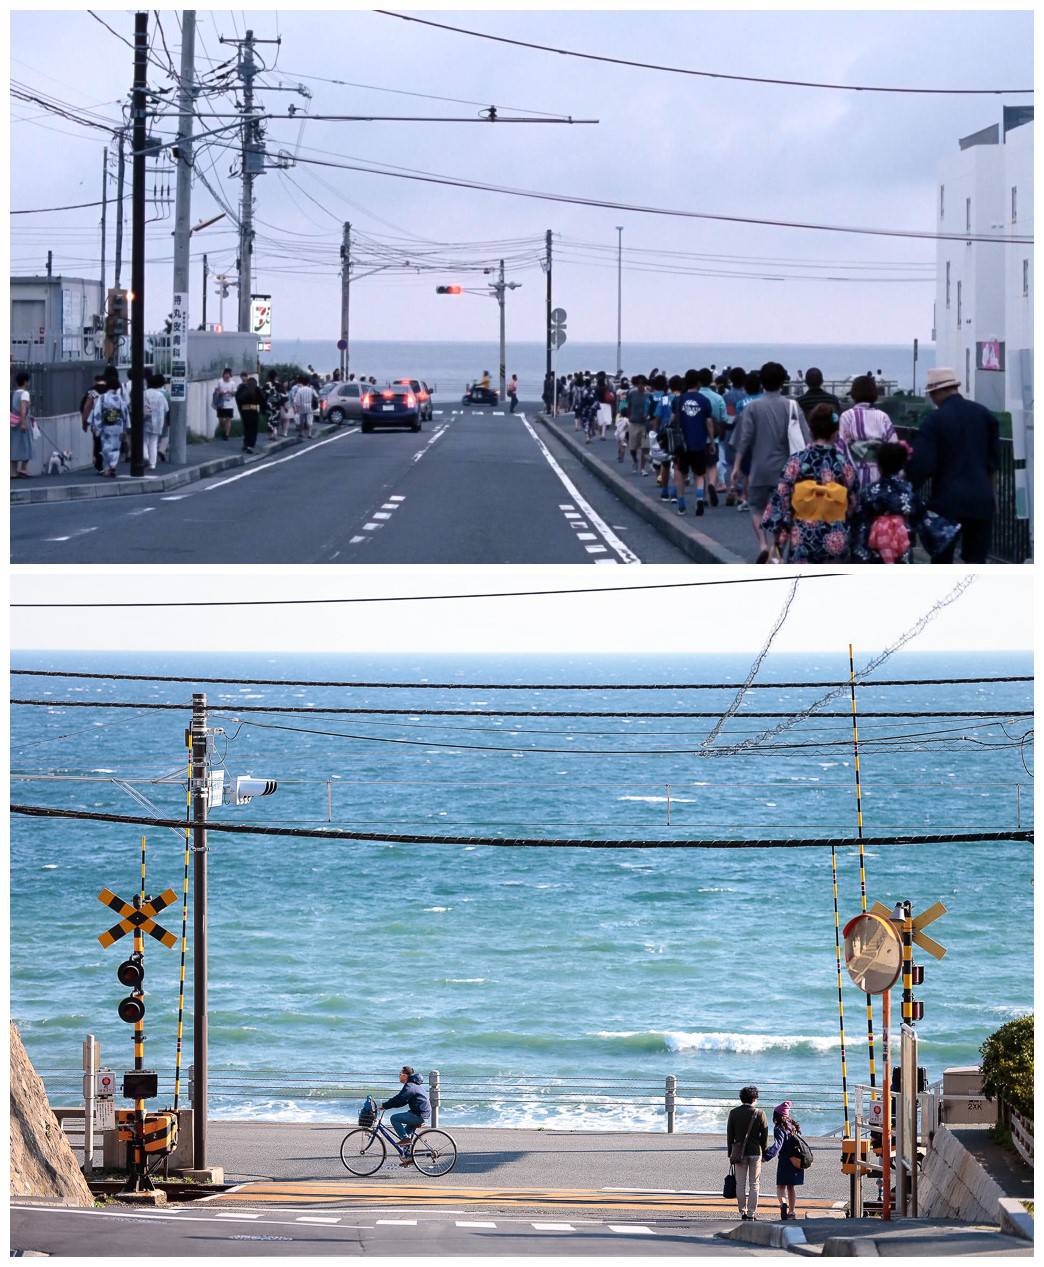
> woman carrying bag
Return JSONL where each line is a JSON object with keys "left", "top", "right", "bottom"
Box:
{"left": 724, "top": 1085, "right": 769, "bottom": 1221}
{"left": 764, "top": 1100, "right": 814, "bottom": 1220}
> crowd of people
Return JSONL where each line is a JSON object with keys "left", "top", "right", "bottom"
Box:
{"left": 550, "top": 361, "right": 1000, "bottom": 564}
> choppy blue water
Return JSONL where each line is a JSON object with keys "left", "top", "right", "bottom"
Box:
{"left": 10, "top": 651, "right": 1032, "bottom": 1134}
{"left": 265, "top": 340, "right": 929, "bottom": 398}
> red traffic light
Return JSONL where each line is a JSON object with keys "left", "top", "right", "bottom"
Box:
{"left": 436, "top": 285, "right": 462, "bottom": 295}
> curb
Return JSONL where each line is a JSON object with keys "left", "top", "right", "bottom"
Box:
{"left": 819, "top": 1236, "right": 880, "bottom": 1256}
{"left": 998, "top": 1197, "right": 1034, "bottom": 1242}
{"left": 718, "top": 1221, "right": 808, "bottom": 1251}
{"left": 536, "top": 414, "right": 747, "bottom": 565}
{"left": 10, "top": 428, "right": 336, "bottom": 506}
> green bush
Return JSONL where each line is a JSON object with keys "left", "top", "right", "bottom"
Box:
{"left": 979, "top": 1015, "right": 1033, "bottom": 1120}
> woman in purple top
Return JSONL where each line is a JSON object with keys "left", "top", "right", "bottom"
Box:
{"left": 763, "top": 1100, "right": 804, "bottom": 1221}
{"left": 838, "top": 376, "right": 897, "bottom": 490}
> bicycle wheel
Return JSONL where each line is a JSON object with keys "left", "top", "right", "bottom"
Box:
{"left": 410, "top": 1128, "right": 458, "bottom": 1177}
{"left": 340, "top": 1127, "right": 387, "bottom": 1176}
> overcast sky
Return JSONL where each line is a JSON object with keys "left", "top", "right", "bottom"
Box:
{"left": 9, "top": 7, "right": 1034, "bottom": 347}
{"left": 9, "top": 569, "right": 1033, "bottom": 653}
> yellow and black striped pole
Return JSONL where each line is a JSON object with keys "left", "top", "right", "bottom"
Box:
{"left": 848, "top": 645, "right": 878, "bottom": 1099}
{"left": 829, "top": 839, "right": 852, "bottom": 1139}
{"left": 901, "top": 901, "right": 915, "bottom": 1024}
{"left": 133, "top": 834, "right": 147, "bottom": 1184}
{"left": 172, "top": 742, "right": 192, "bottom": 1113}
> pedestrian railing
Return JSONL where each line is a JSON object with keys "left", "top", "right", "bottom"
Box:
{"left": 1009, "top": 1107, "right": 1033, "bottom": 1168}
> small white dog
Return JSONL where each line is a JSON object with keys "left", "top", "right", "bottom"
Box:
{"left": 46, "top": 449, "right": 73, "bottom": 475}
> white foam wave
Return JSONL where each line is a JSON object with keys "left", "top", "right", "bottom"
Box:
{"left": 618, "top": 795, "right": 697, "bottom": 804}
{"left": 595, "top": 1029, "right": 848, "bottom": 1055}
{"left": 423, "top": 906, "right": 451, "bottom": 913}
{"left": 41, "top": 864, "right": 59, "bottom": 870}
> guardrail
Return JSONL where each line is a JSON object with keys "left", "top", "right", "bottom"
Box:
{"left": 1008, "top": 1105, "right": 1033, "bottom": 1168}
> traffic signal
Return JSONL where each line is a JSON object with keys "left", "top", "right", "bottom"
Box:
{"left": 436, "top": 285, "right": 462, "bottom": 295}
{"left": 116, "top": 951, "right": 145, "bottom": 1023}
{"left": 105, "top": 289, "right": 129, "bottom": 339}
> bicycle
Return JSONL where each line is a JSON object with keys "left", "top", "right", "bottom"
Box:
{"left": 340, "top": 1109, "right": 458, "bottom": 1178}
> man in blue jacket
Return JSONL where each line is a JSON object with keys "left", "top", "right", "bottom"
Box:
{"left": 908, "top": 367, "right": 999, "bottom": 563}
{"left": 381, "top": 1066, "right": 431, "bottom": 1161}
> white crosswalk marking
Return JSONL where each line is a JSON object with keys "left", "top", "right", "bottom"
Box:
{"left": 296, "top": 1216, "right": 341, "bottom": 1224}
{"left": 456, "top": 1220, "right": 496, "bottom": 1228}
{"left": 531, "top": 1222, "right": 575, "bottom": 1231}
{"left": 216, "top": 1212, "right": 261, "bottom": 1220}
{"left": 377, "top": 1219, "right": 418, "bottom": 1225}
{"left": 609, "top": 1224, "right": 655, "bottom": 1234}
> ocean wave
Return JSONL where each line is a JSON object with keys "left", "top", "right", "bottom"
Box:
{"left": 697, "top": 886, "right": 736, "bottom": 893}
{"left": 618, "top": 795, "right": 697, "bottom": 804}
{"left": 423, "top": 906, "right": 451, "bottom": 913}
{"left": 441, "top": 978, "right": 488, "bottom": 985}
{"left": 592, "top": 1030, "right": 846, "bottom": 1055}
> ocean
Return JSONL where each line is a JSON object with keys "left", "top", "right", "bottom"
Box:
{"left": 263, "top": 340, "right": 930, "bottom": 398}
{"left": 10, "top": 650, "right": 1032, "bottom": 1136}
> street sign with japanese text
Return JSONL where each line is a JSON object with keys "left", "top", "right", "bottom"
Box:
{"left": 170, "top": 292, "right": 188, "bottom": 401}
{"left": 250, "top": 295, "right": 272, "bottom": 337}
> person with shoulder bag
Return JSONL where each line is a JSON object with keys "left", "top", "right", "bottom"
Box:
{"left": 725, "top": 1085, "right": 769, "bottom": 1221}
{"left": 763, "top": 1100, "right": 814, "bottom": 1221}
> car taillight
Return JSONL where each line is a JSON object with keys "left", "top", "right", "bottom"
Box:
{"left": 418, "top": 391, "right": 428, "bottom": 401}
{"left": 362, "top": 393, "right": 371, "bottom": 408}
{"left": 406, "top": 393, "right": 416, "bottom": 408}
{"left": 320, "top": 399, "right": 327, "bottom": 411}
{"left": 382, "top": 390, "right": 394, "bottom": 399}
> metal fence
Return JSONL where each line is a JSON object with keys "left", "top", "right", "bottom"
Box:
{"left": 895, "top": 427, "right": 1032, "bottom": 564}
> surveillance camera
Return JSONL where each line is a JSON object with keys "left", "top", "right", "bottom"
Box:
{"left": 232, "top": 776, "right": 278, "bottom": 805}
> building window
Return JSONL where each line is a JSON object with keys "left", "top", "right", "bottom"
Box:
{"left": 939, "top": 185, "right": 945, "bottom": 219}
{"left": 1024, "top": 259, "right": 1030, "bottom": 298}
{"left": 1012, "top": 186, "right": 1018, "bottom": 224}
{"left": 945, "top": 261, "right": 951, "bottom": 309}
{"left": 957, "top": 280, "right": 962, "bottom": 325}
{"left": 965, "top": 197, "right": 972, "bottom": 233}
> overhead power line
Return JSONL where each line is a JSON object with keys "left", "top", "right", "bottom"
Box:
{"left": 12, "top": 199, "right": 108, "bottom": 215}
{"left": 375, "top": 11, "right": 1033, "bottom": 96}
{"left": 10, "top": 698, "right": 1028, "bottom": 720}
{"left": 282, "top": 150, "right": 1035, "bottom": 246}
{"left": 9, "top": 805, "right": 1034, "bottom": 850}
{"left": 9, "top": 670, "right": 1031, "bottom": 690}
{"left": 7, "top": 573, "right": 842, "bottom": 608}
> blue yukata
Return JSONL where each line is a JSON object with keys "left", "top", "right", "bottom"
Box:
{"left": 762, "top": 442, "right": 861, "bottom": 563}
{"left": 91, "top": 389, "right": 130, "bottom": 472}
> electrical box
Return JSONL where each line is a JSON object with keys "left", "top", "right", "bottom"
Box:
{"left": 208, "top": 769, "right": 225, "bottom": 805}
{"left": 942, "top": 1066, "right": 995, "bottom": 1125}
{"left": 123, "top": 1070, "right": 159, "bottom": 1100}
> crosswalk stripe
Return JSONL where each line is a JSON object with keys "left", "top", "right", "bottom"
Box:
{"left": 296, "top": 1216, "right": 342, "bottom": 1224}
{"left": 532, "top": 1222, "right": 574, "bottom": 1230}
{"left": 609, "top": 1225, "right": 655, "bottom": 1234}
{"left": 377, "top": 1219, "right": 418, "bottom": 1225}
{"left": 456, "top": 1220, "right": 496, "bottom": 1228}
{"left": 216, "top": 1212, "right": 261, "bottom": 1219}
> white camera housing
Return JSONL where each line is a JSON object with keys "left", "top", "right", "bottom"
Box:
{"left": 230, "top": 776, "right": 278, "bottom": 805}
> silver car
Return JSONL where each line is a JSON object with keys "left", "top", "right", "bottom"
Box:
{"left": 320, "top": 381, "right": 367, "bottom": 425}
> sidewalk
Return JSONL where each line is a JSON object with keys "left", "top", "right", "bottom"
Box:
{"left": 537, "top": 412, "right": 754, "bottom": 564}
{"left": 10, "top": 423, "right": 340, "bottom": 506}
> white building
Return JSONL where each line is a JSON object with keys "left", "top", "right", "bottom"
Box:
{"left": 934, "top": 106, "right": 1033, "bottom": 415}
{"left": 10, "top": 274, "right": 105, "bottom": 363}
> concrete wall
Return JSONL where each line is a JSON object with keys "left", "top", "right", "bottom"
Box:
{"left": 919, "top": 1124, "right": 1006, "bottom": 1223}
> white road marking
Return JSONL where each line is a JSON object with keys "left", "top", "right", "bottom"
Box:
{"left": 585, "top": 544, "right": 607, "bottom": 553}
{"left": 45, "top": 527, "right": 98, "bottom": 543}
{"left": 563, "top": 512, "right": 582, "bottom": 520}
{"left": 377, "top": 1219, "right": 418, "bottom": 1225}
{"left": 433, "top": 410, "right": 444, "bottom": 415}
{"left": 594, "top": 558, "right": 619, "bottom": 565}
{"left": 532, "top": 1222, "right": 575, "bottom": 1231}
{"left": 161, "top": 494, "right": 187, "bottom": 501}
{"left": 493, "top": 410, "right": 505, "bottom": 416}
{"left": 411, "top": 424, "right": 449, "bottom": 464}
{"left": 456, "top": 1221, "right": 497, "bottom": 1228}
{"left": 216, "top": 1212, "right": 261, "bottom": 1219}
{"left": 558, "top": 504, "right": 574, "bottom": 510}
{"left": 373, "top": 512, "right": 392, "bottom": 520}
{"left": 126, "top": 506, "right": 155, "bottom": 516}
{"left": 349, "top": 535, "right": 366, "bottom": 544}
{"left": 203, "top": 427, "right": 358, "bottom": 490}
{"left": 363, "top": 522, "right": 379, "bottom": 531}
{"left": 609, "top": 1225, "right": 655, "bottom": 1234}
{"left": 380, "top": 502, "right": 398, "bottom": 510}
{"left": 576, "top": 532, "right": 597, "bottom": 541}
{"left": 389, "top": 495, "right": 406, "bottom": 502}
{"left": 295, "top": 1216, "right": 342, "bottom": 1224}
{"left": 517, "top": 414, "right": 640, "bottom": 564}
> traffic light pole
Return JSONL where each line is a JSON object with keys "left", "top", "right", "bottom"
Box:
{"left": 129, "top": 10, "right": 148, "bottom": 477}
{"left": 544, "top": 230, "right": 552, "bottom": 408}
{"left": 190, "top": 693, "right": 209, "bottom": 1172}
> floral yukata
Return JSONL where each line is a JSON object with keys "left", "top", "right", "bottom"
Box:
{"left": 854, "top": 475, "right": 921, "bottom": 564}
{"left": 762, "top": 442, "right": 860, "bottom": 562}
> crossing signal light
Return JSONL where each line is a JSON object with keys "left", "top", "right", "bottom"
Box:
{"left": 436, "top": 285, "right": 462, "bottom": 295}
{"left": 116, "top": 952, "right": 145, "bottom": 1023}
{"left": 910, "top": 999, "right": 925, "bottom": 1022}
{"left": 910, "top": 965, "right": 924, "bottom": 985}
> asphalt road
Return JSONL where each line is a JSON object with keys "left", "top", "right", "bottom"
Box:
{"left": 10, "top": 1204, "right": 776, "bottom": 1257}
{"left": 10, "top": 403, "right": 692, "bottom": 565}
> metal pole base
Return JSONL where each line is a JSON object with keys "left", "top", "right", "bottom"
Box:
{"left": 119, "top": 1170, "right": 159, "bottom": 1195}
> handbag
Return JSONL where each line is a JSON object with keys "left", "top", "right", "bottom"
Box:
{"left": 723, "top": 1169, "right": 737, "bottom": 1200}
{"left": 786, "top": 399, "right": 806, "bottom": 455}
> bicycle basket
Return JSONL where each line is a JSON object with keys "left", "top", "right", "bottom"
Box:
{"left": 358, "top": 1096, "right": 378, "bottom": 1128}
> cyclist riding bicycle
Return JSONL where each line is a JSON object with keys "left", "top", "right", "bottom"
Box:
{"left": 381, "top": 1066, "right": 431, "bottom": 1166}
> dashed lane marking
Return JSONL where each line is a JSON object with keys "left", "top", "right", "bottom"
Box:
{"left": 373, "top": 512, "right": 392, "bottom": 520}
{"left": 160, "top": 494, "right": 187, "bottom": 501}
{"left": 349, "top": 535, "right": 366, "bottom": 544}
{"left": 377, "top": 1219, "right": 418, "bottom": 1225}
{"left": 517, "top": 414, "right": 641, "bottom": 564}
{"left": 456, "top": 1221, "right": 496, "bottom": 1228}
{"left": 389, "top": 495, "right": 405, "bottom": 501}
{"left": 411, "top": 423, "right": 449, "bottom": 464}
{"left": 363, "top": 522, "right": 380, "bottom": 531}
{"left": 203, "top": 427, "right": 359, "bottom": 491}
{"left": 44, "top": 526, "right": 98, "bottom": 543}
{"left": 296, "top": 1216, "right": 342, "bottom": 1224}
{"left": 216, "top": 1212, "right": 261, "bottom": 1220}
{"left": 125, "top": 506, "right": 155, "bottom": 516}
{"left": 532, "top": 1223, "right": 575, "bottom": 1231}
{"left": 610, "top": 1225, "right": 655, "bottom": 1234}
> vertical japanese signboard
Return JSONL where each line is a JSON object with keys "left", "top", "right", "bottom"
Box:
{"left": 170, "top": 291, "right": 188, "bottom": 402}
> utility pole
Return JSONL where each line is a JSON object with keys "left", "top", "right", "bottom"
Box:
{"left": 340, "top": 222, "right": 351, "bottom": 378}
{"left": 129, "top": 10, "right": 148, "bottom": 478}
{"left": 497, "top": 259, "right": 506, "bottom": 399}
{"left": 100, "top": 147, "right": 108, "bottom": 329}
{"left": 46, "top": 251, "right": 52, "bottom": 278}
{"left": 202, "top": 254, "right": 208, "bottom": 329}
{"left": 544, "top": 229, "right": 552, "bottom": 407}
{"left": 114, "top": 130, "right": 126, "bottom": 291}
{"left": 615, "top": 225, "right": 623, "bottom": 377}
{"left": 237, "top": 31, "right": 256, "bottom": 333}
{"left": 189, "top": 693, "right": 209, "bottom": 1172}
{"left": 168, "top": 9, "right": 196, "bottom": 465}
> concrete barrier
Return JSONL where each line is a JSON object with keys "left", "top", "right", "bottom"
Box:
{"left": 998, "top": 1196, "right": 1034, "bottom": 1242}
{"left": 718, "top": 1221, "right": 808, "bottom": 1250}
{"left": 918, "top": 1124, "right": 1006, "bottom": 1223}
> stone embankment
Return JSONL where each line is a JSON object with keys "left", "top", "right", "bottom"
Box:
{"left": 10, "top": 1023, "right": 93, "bottom": 1207}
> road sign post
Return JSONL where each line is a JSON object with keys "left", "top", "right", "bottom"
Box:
{"left": 550, "top": 309, "right": 567, "bottom": 414}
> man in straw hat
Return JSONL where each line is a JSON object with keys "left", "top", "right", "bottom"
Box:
{"left": 908, "top": 367, "right": 999, "bottom": 563}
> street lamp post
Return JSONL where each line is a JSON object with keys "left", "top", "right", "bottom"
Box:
{"left": 615, "top": 226, "right": 623, "bottom": 377}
